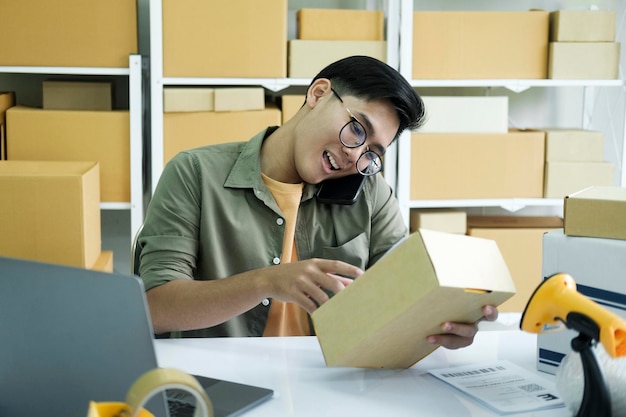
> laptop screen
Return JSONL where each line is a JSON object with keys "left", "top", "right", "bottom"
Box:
{"left": 0, "top": 257, "right": 168, "bottom": 417}
{"left": 0, "top": 257, "right": 273, "bottom": 417}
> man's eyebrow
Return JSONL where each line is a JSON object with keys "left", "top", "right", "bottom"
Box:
{"left": 356, "top": 111, "right": 386, "bottom": 155}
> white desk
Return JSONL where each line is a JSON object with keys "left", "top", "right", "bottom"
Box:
{"left": 155, "top": 315, "right": 571, "bottom": 417}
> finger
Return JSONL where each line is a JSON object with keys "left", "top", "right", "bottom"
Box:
{"left": 427, "top": 333, "right": 474, "bottom": 350}
{"left": 302, "top": 284, "right": 333, "bottom": 310}
{"left": 317, "top": 259, "right": 364, "bottom": 279}
{"left": 481, "top": 305, "right": 498, "bottom": 322}
{"left": 326, "top": 273, "right": 355, "bottom": 287}
{"left": 441, "top": 321, "right": 479, "bottom": 339}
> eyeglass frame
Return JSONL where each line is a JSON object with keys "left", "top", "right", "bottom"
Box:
{"left": 330, "top": 88, "right": 384, "bottom": 176}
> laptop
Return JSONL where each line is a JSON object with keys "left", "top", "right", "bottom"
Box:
{"left": 0, "top": 256, "right": 273, "bottom": 417}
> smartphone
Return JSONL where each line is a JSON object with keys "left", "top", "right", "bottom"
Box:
{"left": 316, "top": 174, "right": 365, "bottom": 205}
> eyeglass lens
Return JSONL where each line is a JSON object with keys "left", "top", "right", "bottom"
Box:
{"left": 339, "top": 119, "right": 367, "bottom": 148}
{"left": 356, "top": 151, "right": 382, "bottom": 176}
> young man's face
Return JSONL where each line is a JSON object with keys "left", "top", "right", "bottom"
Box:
{"left": 294, "top": 81, "right": 400, "bottom": 185}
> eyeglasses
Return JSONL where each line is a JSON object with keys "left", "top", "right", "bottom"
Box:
{"left": 331, "top": 88, "right": 383, "bottom": 176}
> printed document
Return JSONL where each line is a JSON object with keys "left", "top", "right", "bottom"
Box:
{"left": 428, "top": 360, "right": 566, "bottom": 414}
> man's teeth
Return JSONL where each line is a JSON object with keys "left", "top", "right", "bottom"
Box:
{"left": 326, "top": 151, "right": 339, "bottom": 170}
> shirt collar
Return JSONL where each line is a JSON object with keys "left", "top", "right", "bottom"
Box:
{"left": 223, "top": 127, "right": 318, "bottom": 202}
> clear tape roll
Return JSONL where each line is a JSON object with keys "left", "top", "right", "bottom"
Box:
{"left": 125, "top": 368, "right": 213, "bottom": 417}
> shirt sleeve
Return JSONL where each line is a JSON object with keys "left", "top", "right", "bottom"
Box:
{"left": 138, "top": 152, "right": 202, "bottom": 291}
{"left": 367, "top": 174, "right": 409, "bottom": 266}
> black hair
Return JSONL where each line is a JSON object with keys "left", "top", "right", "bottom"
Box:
{"left": 310, "top": 55, "right": 425, "bottom": 141}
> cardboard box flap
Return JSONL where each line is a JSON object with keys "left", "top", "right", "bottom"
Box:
{"left": 422, "top": 229, "right": 517, "bottom": 293}
{"left": 567, "top": 185, "right": 626, "bottom": 202}
{"left": 312, "top": 229, "right": 515, "bottom": 369}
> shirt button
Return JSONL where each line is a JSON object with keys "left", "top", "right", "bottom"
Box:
{"left": 272, "top": 257, "right": 280, "bottom": 265}
{"left": 262, "top": 298, "right": 270, "bottom": 306}
{"left": 276, "top": 218, "right": 284, "bottom": 226}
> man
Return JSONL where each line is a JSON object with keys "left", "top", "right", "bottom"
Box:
{"left": 138, "top": 56, "right": 498, "bottom": 347}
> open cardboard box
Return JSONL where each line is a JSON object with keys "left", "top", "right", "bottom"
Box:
{"left": 312, "top": 229, "right": 516, "bottom": 368}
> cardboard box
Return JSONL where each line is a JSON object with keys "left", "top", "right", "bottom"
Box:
{"left": 0, "top": 160, "right": 101, "bottom": 268}
{"left": 467, "top": 216, "right": 563, "bottom": 312}
{"left": 420, "top": 96, "right": 508, "bottom": 133}
{"left": 164, "top": 88, "right": 265, "bottom": 113}
{"left": 280, "top": 95, "right": 305, "bottom": 124}
{"left": 550, "top": 10, "right": 616, "bottom": 42}
{"left": 538, "top": 229, "right": 626, "bottom": 374}
{"left": 6, "top": 106, "right": 130, "bottom": 202}
{"left": 543, "top": 161, "right": 614, "bottom": 199}
{"left": 288, "top": 40, "right": 387, "bottom": 78}
{"left": 0, "top": 92, "right": 15, "bottom": 160}
{"left": 163, "top": 108, "right": 281, "bottom": 165}
{"left": 549, "top": 42, "right": 620, "bottom": 79}
{"left": 164, "top": 88, "right": 216, "bottom": 112}
{"left": 564, "top": 186, "right": 626, "bottom": 240}
{"left": 312, "top": 228, "right": 516, "bottom": 368}
{"left": 163, "top": 0, "right": 287, "bottom": 77}
{"left": 213, "top": 88, "right": 265, "bottom": 112}
{"left": 0, "top": 0, "right": 136, "bottom": 67}
{"left": 410, "top": 131, "right": 545, "bottom": 200}
{"left": 412, "top": 11, "right": 549, "bottom": 79}
{"left": 409, "top": 209, "right": 467, "bottom": 234}
{"left": 90, "top": 251, "right": 114, "bottom": 273}
{"left": 43, "top": 81, "right": 113, "bottom": 111}
{"left": 297, "top": 9, "right": 384, "bottom": 41}
{"left": 544, "top": 129, "right": 604, "bottom": 162}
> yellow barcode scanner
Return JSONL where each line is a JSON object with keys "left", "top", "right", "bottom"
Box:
{"left": 520, "top": 273, "right": 626, "bottom": 358}
{"left": 520, "top": 273, "right": 626, "bottom": 417}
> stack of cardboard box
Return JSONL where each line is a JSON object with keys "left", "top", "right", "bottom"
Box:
{"left": 538, "top": 186, "right": 626, "bottom": 374}
{"left": 410, "top": 105, "right": 545, "bottom": 201}
{"left": 543, "top": 129, "right": 614, "bottom": 198}
{"left": 548, "top": 10, "right": 620, "bottom": 79}
{"left": 162, "top": 87, "right": 281, "bottom": 165}
{"left": 289, "top": 8, "right": 387, "bottom": 78}
{"left": 6, "top": 80, "right": 130, "bottom": 204}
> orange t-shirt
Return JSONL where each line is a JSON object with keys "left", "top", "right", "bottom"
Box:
{"left": 261, "top": 173, "right": 311, "bottom": 337}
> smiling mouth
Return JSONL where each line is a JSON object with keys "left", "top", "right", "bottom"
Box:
{"left": 325, "top": 151, "right": 340, "bottom": 170}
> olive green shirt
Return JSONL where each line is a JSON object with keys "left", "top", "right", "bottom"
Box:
{"left": 138, "top": 128, "right": 408, "bottom": 338}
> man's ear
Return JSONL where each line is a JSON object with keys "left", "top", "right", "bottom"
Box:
{"left": 305, "top": 78, "right": 332, "bottom": 108}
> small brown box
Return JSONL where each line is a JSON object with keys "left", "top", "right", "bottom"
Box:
{"left": 0, "top": 160, "right": 101, "bottom": 268}
{"left": 549, "top": 42, "right": 620, "bottom": 79}
{"left": 544, "top": 161, "right": 614, "bottom": 199}
{"left": 564, "top": 186, "right": 626, "bottom": 240}
{"left": 312, "top": 229, "right": 515, "bottom": 368}
{"left": 550, "top": 10, "right": 616, "bottom": 42}
{"left": 43, "top": 81, "right": 113, "bottom": 111}
{"left": 297, "top": 9, "right": 384, "bottom": 41}
{"left": 288, "top": 40, "right": 387, "bottom": 78}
